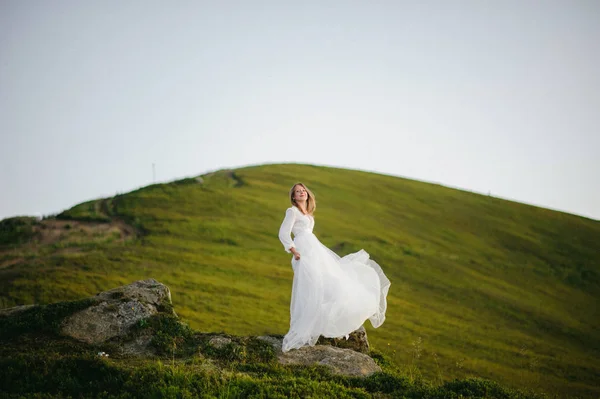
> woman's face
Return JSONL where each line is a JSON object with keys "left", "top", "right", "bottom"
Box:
{"left": 293, "top": 185, "right": 308, "bottom": 201}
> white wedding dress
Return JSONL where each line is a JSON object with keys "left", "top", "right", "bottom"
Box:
{"left": 278, "top": 206, "right": 391, "bottom": 352}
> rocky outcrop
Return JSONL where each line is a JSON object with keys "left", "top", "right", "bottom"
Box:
{"left": 60, "top": 279, "right": 173, "bottom": 344}
{"left": 317, "top": 325, "right": 370, "bottom": 353}
{"left": 280, "top": 345, "right": 381, "bottom": 377}
{"left": 257, "top": 334, "right": 381, "bottom": 377}
{"left": 2, "top": 279, "right": 381, "bottom": 378}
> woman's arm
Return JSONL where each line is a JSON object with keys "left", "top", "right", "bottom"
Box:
{"left": 278, "top": 208, "right": 297, "bottom": 254}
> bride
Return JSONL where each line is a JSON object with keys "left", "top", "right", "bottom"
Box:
{"left": 278, "top": 183, "right": 391, "bottom": 352}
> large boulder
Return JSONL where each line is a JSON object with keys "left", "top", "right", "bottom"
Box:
{"left": 61, "top": 279, "right": 173, "bottom": 344}
{"left": 257, "top": 335, "right": 381, "bottom": 377}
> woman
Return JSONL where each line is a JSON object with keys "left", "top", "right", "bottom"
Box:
{"left": 278, "top": 183, "right": 391, "bottom": 352}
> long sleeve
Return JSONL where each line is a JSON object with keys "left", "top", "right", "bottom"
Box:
{"left": 278, "top": 208, "right": 296, "bottom": 253}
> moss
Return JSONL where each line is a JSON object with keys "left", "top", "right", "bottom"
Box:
{"left": 244, "top": 337, "right": 276, "bottom": 363}
{"left": 147, "top": 314, "right": 195, "bottom": 356}
{"left": 110, "top": 291, "right": 124, "bottom": 299}
{"left": 155, "top": 301, "right": 175, "bottom": 315}
{"left": 206, "top": 341, "right": 247, "bottom": 363}
{"left": 368, "top": 349, "right": 395, "bottom": 369}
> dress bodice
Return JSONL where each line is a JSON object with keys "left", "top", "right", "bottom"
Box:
{"left": 278, "top": 206, "right": 314, "bottom": 253}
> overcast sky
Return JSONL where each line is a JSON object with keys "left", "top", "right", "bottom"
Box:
{"left": 1, "top": 0, "right": 599, "bottom": 221}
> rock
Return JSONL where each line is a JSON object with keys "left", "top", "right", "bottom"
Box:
{"left": 0, "top": 304, "right": 36, "bottom": 318}
{"left": 257, "top": 336, "right": 381, "bottom": 377}
{"left": 95, "top": 279, "right": 173, "bottom": 309}
{"left": 280, "top": 346, "right": 381, "bottom": 377}
{"left": 256, "top": 335, "right": 283, "bottom": 352}
{"left": 209, "top": 336, "right": 232, "bottom": 349}
{"left": 61, "top": 279, "right": 173, "bottom": 344}
{"left": 119, "top": 330, "right": 155, "bottom": 357}
{"left": 317, "top": 326, "right": 370, "bottom": 353}
{"left": 258, "top": 327, "right": 370, "bottom": 355}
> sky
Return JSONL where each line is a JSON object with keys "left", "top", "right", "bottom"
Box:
{"left": 1, "top": 0, "right": 599, "bottom": 221}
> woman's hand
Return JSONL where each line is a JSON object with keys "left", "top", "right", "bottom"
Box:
{"left": 291, "top": 248, "right": 301, "bottom": 261}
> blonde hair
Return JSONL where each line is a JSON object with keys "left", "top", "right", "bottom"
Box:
{"left": 289, "top": 183, "right": 316, "bottom": 215}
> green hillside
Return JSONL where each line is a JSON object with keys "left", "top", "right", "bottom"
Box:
{"left": 1, "top": 164, "right": 599, "bottom": 398}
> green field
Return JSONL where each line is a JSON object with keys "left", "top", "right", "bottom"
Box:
{"left": 1, "top": 164, "right": 599, "bottom": 398}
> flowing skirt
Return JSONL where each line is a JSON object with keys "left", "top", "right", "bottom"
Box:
{"left": 282, "top": 232, "right": 391, "bottom": 352}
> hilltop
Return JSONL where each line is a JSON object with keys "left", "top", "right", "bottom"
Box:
{"left": 1, "top": 163, "right": 599, "bottom": 397}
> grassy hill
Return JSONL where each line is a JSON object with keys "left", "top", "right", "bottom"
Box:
{"left": 1, "top": 164, "right": 599, "bottom": 398}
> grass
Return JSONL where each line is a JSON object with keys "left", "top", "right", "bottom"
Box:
{"left": 0, "top": 297, "right": 546, "bottom": 399}
{"left": 1, "top": 163, "right": 599, "bottom": 398}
